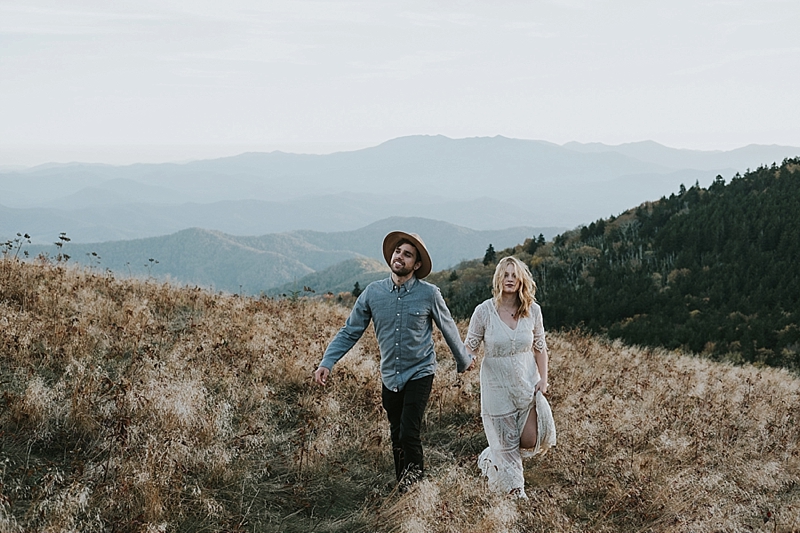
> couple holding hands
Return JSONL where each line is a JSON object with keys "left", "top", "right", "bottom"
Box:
{"left": 313, "top": 231, "right": 556, "bottom": 499}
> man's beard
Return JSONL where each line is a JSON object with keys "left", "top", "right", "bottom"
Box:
{"left": 391, "top": 262, "right": 414, "bottom": 277}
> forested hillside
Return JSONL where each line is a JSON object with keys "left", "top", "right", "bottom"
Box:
{"left": 431, "top": 158, "right": 800, "bottom": 370}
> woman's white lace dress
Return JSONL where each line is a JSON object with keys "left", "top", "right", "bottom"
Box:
{"left": 465, "top": 299, "right": 556, "bottom": 498}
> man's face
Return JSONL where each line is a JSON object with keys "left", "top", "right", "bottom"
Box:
{"left": 390, "top": 242, "right": 420, "bottom": 277}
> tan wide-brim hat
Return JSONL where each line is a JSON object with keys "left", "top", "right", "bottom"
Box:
{"left": 382, "top": 231, "right": 432, "bottom": 279}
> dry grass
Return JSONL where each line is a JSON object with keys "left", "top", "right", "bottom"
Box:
{"left": 0, "top": 257, "right": 798, "bottom": 532}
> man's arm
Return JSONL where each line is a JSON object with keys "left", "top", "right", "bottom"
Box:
{"left": 314, "top": 290, "right": 372, "bottom": 386}
{"left": 430, "top": 287, "right": 474, "bottom": 372}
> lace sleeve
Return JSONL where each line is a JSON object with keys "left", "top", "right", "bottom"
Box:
{"left": 531, "top": 304, "right": 548, "bottom": 353}
{"left": 465, "top": 301, "right": 489, "bottom": 351}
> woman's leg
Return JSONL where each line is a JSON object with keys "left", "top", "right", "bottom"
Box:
{"left": 519, "top": 406, "right": 538, "bottom": 449}
{"left": 481, "top": 414, "right": 525, "bottom": 495}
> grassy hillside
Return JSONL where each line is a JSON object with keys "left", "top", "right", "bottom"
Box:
{"left": 1, "top": 257, "right": 798, "bottom": 532}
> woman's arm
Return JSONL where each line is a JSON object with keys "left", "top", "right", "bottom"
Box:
{"left": 532, "top": 304, "right": 549, "bottom": 394}
{"left": 534, "top": 346, "right": 548, "bottom": 394}
{"left": 464, "top": 301, "right": 487, "bottom": 361}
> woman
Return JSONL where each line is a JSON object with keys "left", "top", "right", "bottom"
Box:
{"left": 465, "top": 256, "right": 556, "bottom": 498}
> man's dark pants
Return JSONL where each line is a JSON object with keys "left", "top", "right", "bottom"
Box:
{"left": 381, "top": 374, "right": 434, "bottom": 483}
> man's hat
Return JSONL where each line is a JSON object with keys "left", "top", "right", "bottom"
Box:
{"left": 382, "top": 231, "right": 432, "bottom": 279}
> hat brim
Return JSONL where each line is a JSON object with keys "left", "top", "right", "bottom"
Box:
{"left": 382, "top": 231, "right": 432, "bottom": 279}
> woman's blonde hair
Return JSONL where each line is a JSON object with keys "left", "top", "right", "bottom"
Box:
{"left": 492, "top": 256, "right": 537, "bottom": 317}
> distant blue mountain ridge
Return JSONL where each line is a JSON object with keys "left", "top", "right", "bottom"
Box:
{"left": 2, "top": 135, "right": 798, "bottom": 245}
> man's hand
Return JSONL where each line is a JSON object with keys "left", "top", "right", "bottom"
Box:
{"left": 465, "top": 358, "right": 476, "bottom": 372}
{"left": 314, "top": 366, "right": 330, "bottom": 386}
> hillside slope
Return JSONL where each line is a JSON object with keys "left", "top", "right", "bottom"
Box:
{"left": 268, "top": 256, "right": 389, "bottom": 297}
{"left": 0, "top": 258, "right": 797, "bottom": 532}
{"left": 431, "top": 158, "right": 800, "bottom": 370}
{"left": 23, "top": 217, "right": 546, "bottom": 294}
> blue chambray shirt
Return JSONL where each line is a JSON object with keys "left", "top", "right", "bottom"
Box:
{"left": 320, "top": 276, "right": 473, "bottom": 392}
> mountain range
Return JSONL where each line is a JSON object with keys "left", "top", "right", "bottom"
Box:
{"left": 4, "top": 135, "right": 798, "bottom": 244}
{"left": 25, "top": 217, "right": 550, "bottom": 294}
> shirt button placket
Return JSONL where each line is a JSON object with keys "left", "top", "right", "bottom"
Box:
{"left": 394, "top": 290, "right": 402, "bottom": 386}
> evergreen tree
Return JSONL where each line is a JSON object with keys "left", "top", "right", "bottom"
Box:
{"left": 525, "top": 234, "right": 545, "bottom": 255}
{"left": 483, "top": 244, "right": 496, "bottom": 266}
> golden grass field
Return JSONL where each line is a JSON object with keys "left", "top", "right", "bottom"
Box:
{"left": 0, "top": 257, "right": 798, "bottom": 532}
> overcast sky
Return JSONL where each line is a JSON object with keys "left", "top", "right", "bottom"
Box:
{"left": 1, "top": 0, "right": 799, "bottom": 166}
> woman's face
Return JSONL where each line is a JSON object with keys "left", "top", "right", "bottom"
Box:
{"left": 502, "top": 264, "right": 520, "bottom": 295}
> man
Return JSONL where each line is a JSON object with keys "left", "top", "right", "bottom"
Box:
{"left": 314, "top": 231, "right": 474, "bottom": 487}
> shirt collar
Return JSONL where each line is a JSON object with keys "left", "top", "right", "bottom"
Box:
{"left": 391, "top": 275, "right": 418, "bottom": 292}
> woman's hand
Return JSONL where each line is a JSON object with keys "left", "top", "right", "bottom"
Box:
{"left": 535, "top": 377, "right": 548, "bottom": 395}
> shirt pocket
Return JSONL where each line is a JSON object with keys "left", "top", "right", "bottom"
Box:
{"left": 407, "top": 309, "right": 428, "bottom": 330}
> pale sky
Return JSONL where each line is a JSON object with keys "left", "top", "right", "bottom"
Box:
{"left": 1, "top": 0, "right": 799, "bottom": 166}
